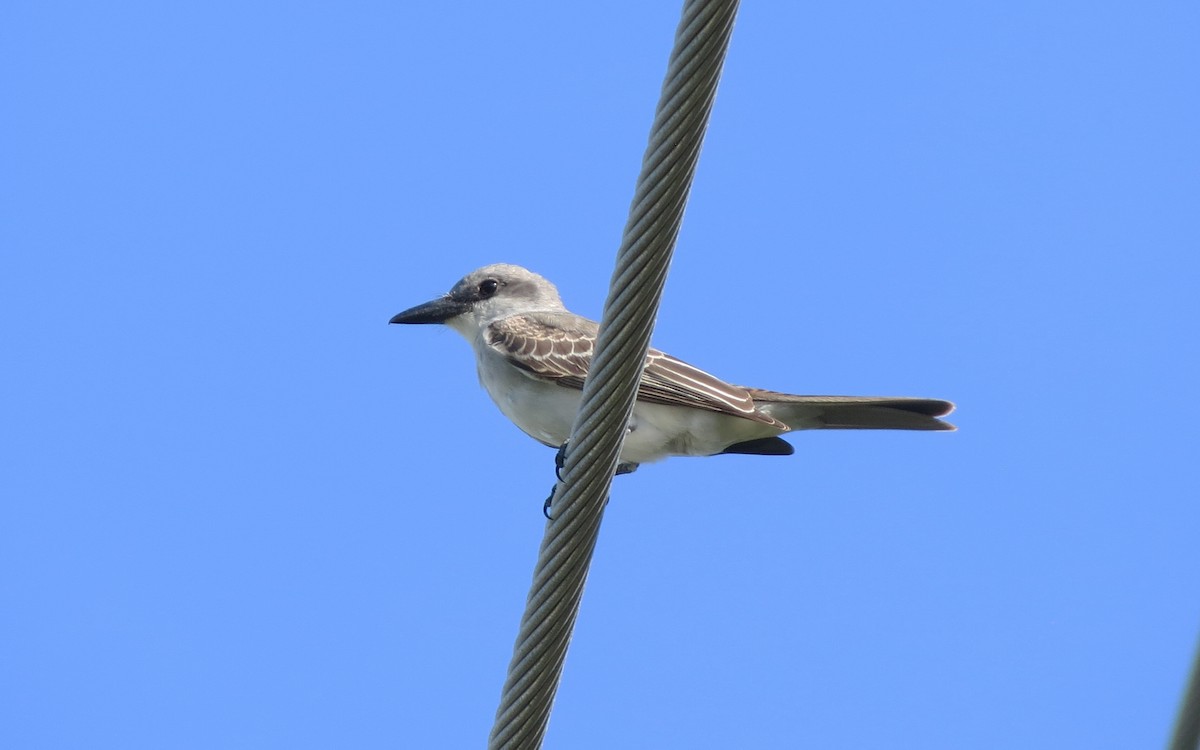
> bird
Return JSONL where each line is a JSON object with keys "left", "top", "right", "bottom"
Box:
{"left": 388, "top": 263, "right": 954, "bottom": 476}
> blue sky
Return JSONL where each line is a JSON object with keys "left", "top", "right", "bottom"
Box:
{"left": 3, "top": 2, "right": 1198, "bottom": 747}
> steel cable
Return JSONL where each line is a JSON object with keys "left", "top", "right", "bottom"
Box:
{"left": 488, "top": 1, "right": 739, "bottom": 747}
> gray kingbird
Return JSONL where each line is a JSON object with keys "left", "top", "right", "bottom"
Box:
{"left": 389, "top": 264, "right": 953, "bottom": 470}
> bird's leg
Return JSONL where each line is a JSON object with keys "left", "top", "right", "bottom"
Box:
{"left": 554, "top": 441, "right": 569, "bottom": 481}
{"left": 543, "top": 441, "right": 571, "bottom": 519}
{"left": 615, "top": 462, "right": 639, "bottom": 476}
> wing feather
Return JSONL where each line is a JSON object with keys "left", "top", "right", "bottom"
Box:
{"left": 485, "top": 313, "right": 780, "bottom": 427}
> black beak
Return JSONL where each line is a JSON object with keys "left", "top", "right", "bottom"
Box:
{"left": 388, "top": 295, "right": 469, "bottom": 325}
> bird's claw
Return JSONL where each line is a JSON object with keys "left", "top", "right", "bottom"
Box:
{"left": 543, "top": 442, "right": 571, "bottom": 518}
{"left": 554, "top": 441, "right": 569, "bottom": 481}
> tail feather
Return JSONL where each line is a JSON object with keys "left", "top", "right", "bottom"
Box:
{"left": 745, "top": 390, "right": 956, "bottom": 431}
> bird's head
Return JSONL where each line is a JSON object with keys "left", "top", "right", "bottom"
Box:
{"left": 389, "top": 263, "right": 565, "bottom": 337}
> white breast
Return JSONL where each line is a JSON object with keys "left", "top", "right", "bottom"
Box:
{"left": 474, "top": 344, "right": 582, "bottom": 448}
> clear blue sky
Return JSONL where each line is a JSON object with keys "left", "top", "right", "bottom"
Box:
{"left": 3, "top": 2, "right": 1198, "bottom": 748}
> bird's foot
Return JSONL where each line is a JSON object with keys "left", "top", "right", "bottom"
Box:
{"left": 545, "top": 442, "right": 570, "bottom": 519}
{"left": 554, "top": 441, "right": 569, "bottom": 481}
{"left": 615, "top": 462, "right": 639, "bottom": 476}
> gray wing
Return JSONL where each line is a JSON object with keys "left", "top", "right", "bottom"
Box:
{"left": 485, "top": 313, "right": 781, "bottom": 427}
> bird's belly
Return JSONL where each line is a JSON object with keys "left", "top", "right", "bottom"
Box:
{"left": 479, "top": 358, "right": 580, "bottom": 447}
{"left": 620, "top": 402, "right": 782, "bottom": 464}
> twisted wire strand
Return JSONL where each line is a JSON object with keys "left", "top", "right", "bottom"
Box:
{"left": 489, "top": 1, "right": 739, "bottom": 747}
{"left": 1169, "top": 635, "right": 1200, "bottom": 750}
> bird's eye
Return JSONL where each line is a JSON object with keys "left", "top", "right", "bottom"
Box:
{"left": 478, "top": 279, "right": 499, "bottom": 298}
